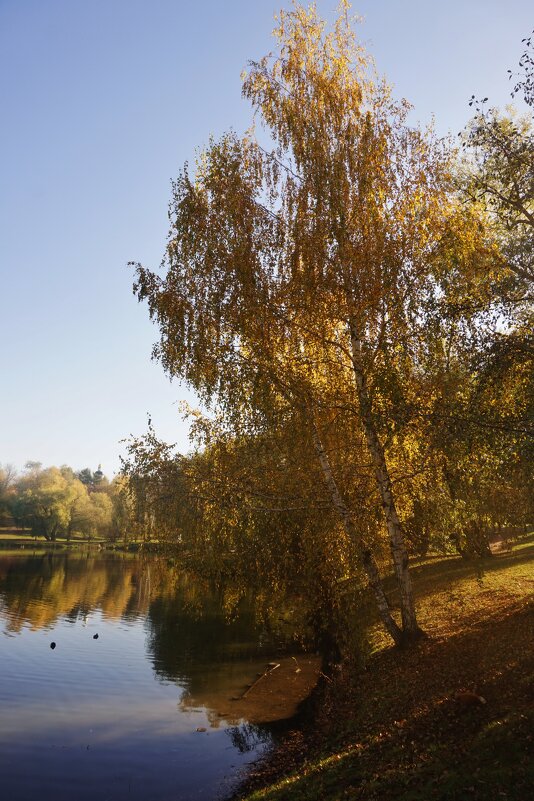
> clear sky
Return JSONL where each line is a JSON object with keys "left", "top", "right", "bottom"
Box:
{"left": 1, "top": 0, "right": 532, "bottom": 477}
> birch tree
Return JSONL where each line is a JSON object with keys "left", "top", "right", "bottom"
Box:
{"left": 133, "top": 2, "right": 492, "bottom": 645}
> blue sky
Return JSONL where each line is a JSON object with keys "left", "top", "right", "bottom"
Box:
{"left": 1, "top": 0, "right": 532, "bottom": 476}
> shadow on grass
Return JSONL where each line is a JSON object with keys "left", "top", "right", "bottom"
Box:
{"left": 409, "top": 536, "right": 534, "bottom": 598}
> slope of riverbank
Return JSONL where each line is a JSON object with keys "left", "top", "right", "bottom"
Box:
{"left": 236, "top": 536, "right": 534, "bottom": 801}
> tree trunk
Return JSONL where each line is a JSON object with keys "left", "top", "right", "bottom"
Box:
{"left": 310, "top": 420, "right": 403, "bottom": 646}
{"left": 349, "top": 329, "right": 423, "bottom": 642}
{"left": 37, "top": 520, "right": 52, "bottom": 542}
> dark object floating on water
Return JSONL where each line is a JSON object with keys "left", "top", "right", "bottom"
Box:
{"left": 196, "top": 727, "right": 207, "bottom": 733}
{"left": 93, "top": 634, "right": 99, "bottom": 640}
{"left": 50, "top": 642, "right": 56, "bottom": 650}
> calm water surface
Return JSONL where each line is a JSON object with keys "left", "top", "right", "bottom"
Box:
{"left": 0, "top": 551, "right": 279, "bottom": 801}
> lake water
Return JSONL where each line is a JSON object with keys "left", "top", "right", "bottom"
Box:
{"left": 0, "top": 550, "right": 283, "bottom": 801}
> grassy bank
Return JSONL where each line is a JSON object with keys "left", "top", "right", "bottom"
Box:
{"left": 237, "top": 536, "right": 534, "bottom": 801}
{"left": 0, "top": 531, "right": 151, "bottom": 552}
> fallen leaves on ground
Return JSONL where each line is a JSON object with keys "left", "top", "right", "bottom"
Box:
{"left": 235, "top": 540, "right": 534, "bottom": 801}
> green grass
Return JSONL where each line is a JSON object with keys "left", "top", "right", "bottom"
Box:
{"left": 238, "top": 536, "right": 534, "bottom": 801}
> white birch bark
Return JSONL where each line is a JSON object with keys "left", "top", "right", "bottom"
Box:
{"left": 310, "top": 420, "right": 403, "bottom": 646}
{"left": 349, "top": 329, "right": 422, "bottom": 639}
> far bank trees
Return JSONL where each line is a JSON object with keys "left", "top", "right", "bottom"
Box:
{"left": 8, "top": 463, "right": 126, "bottom": 542}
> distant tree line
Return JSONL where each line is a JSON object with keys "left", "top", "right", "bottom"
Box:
{"left": 0, "top": 462, "right": 133, "bottom": 542}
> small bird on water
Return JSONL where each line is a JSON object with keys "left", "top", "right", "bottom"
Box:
{"left": 50, "top": 642, "right": 56, "bottom": 650}
{"left": 93, "top": 633, "right": 99, "bottom": 639}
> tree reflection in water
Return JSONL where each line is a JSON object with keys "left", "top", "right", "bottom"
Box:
{"left": 227, "top": 723, "right": 272, "bottom": 754}
{"left": 0, "top": 552, "right": 153, "bottom": 631}
{"left": 0, "top": 551, "right": 279, "bottom": 801}
{"left": 0, "top": 552, "right": 281, "bottom": 723}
